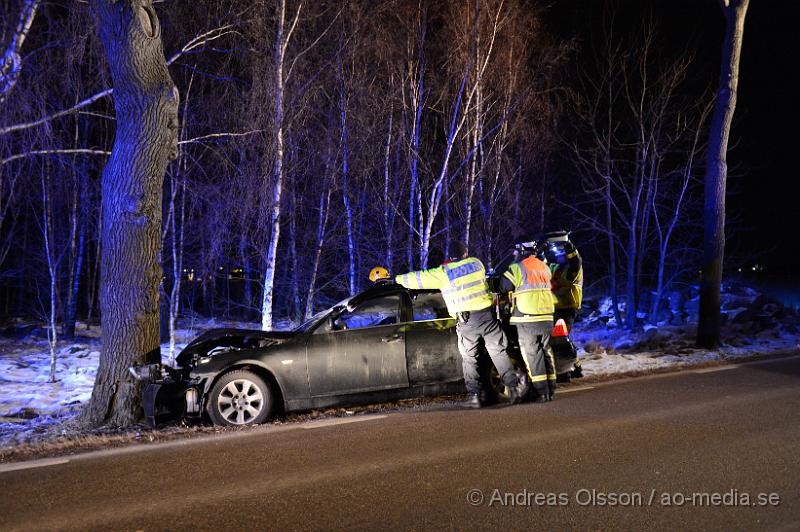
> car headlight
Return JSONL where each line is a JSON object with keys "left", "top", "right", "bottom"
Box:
{"left": 128, "top": 363, "right": 162, "bottom": 382}
{"left": 185, "top": 388, "right": 200, "bottom": 415}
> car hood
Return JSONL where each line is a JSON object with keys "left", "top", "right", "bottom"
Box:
{"left": 174, "top": 328, "right": 295, "bottom": 368}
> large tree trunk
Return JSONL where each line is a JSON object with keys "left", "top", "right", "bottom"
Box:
{"left": 82, "top": 0, "right": 178, "bottom": 427}
{"left": 697, "top": 0, "right": 749, "bottom": 348}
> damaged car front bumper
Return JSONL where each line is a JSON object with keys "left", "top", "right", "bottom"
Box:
{"left": 129, "top": 363, "right": 206, "bottom": 427}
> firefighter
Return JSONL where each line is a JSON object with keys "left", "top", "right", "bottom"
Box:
{"left": 395, "top": 241, "right": 522, "bottom": 408}
{"left": 500, "top": 244, "right": 557, "bottom": 402}
{"left": 369, "top": 266, "right": 391, "bottom": 283}
{"left": 545, "top": 230, "right": 583, "bottom": 378}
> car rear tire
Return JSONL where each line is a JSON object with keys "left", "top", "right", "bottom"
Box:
{"left": 487, "top": 365, "right": 510, "bottom": 401}
{"left": 207, "top": 370, "right": 273, "bottom": 426}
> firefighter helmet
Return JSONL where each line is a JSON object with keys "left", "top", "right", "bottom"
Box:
{"left": 369, "top": 266, "right": 390, "bottom": 283}
{"left": 544, "top": 230, "right": 570, "bottom": 243}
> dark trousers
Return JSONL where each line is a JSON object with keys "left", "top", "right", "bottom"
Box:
{"left": 554, "top": 308, "right": 580, "bottom": 369}
{"left": 456, "top": 309, "right": 518, "bottom": 395}
{"left": 517, "top": 323, "right": 556, "bottom": 398}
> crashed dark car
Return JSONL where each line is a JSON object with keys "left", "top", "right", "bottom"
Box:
{"left": 135, "top": 282, "right": 577, "bottom": 427}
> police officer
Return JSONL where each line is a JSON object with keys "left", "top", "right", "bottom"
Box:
{"left": 500, "top": 243, "right": 556, "bottom": 401}
{"left": 545, "top": 230, "right": 583, "bottom": 378}
{"left": 395, "top": 241, "right": 522, "bottom": 408}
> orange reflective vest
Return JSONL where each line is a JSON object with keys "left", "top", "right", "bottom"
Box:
{"left": 503, "top": 256, "right": 555, "bottom": 323}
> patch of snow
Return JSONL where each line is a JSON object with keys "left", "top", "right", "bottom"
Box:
{"left": 2, "top": 286, "right": 798, "bottom": 428}
{"left": 0, "top": 339, "right": 98, "bottom": 418}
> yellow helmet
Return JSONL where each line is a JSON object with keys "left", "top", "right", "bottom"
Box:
{"left": 369, "top": 266, "right": 390, "bottom": 282}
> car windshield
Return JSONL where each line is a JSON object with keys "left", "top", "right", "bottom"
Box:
{"left": 335, "top": 295, "right": 400, "bottom": 330}
{"left": 293, "top": 295, "right": 354, "bottom": 333}
{"left": 293, "top": 308, "right": 332, "bottom": 333}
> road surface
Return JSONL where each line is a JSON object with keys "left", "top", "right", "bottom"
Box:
{"left": 2, "top": 356, "right": 799, "bottom": 531}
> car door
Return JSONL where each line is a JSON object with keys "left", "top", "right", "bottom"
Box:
{"left": 404, "top": 291, "right": 463, "bottom": 385}
{"left": 306, "top": 293, "right": 410, "bottom": 397}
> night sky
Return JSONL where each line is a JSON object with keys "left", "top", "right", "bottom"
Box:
{"left": 548, "top": 0, "right": 797, "bottom": 274}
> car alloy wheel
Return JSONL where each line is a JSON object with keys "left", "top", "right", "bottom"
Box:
{"left": 209, "top": 370, "right": 273, "bottom": 426}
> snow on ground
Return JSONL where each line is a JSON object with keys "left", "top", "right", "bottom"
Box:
{"left": 575, "top": 283, "right": 800, "bottom": 376}
{"left": 0, "top": 318, "right": 292, "bottom": 420}
{"left": 0, "top": 285, "right": 798, "bottom": 430}
{"left": 576, "top": 322, "right": 799, "bottom": 376}
{"left": 0, "top": 339, "right": 98, "bottom": 419}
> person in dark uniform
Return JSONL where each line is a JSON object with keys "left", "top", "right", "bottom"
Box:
{"left": 500, "top": 245, "right": 556, "bottom": 401}
{"left": 395, "top": 241, "right": 522, "bottom": 408}
{"left": 545, "top": 230, "right": 584, "bottom": 378}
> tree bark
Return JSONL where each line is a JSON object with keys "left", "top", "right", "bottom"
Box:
{"left": 82, "top": 0, "right": 178, "bottom": 427}
{"left": 0, "top": 0, "right": 40, "bottom": 104}
{"left": 336, "top": 31, "right": 359, "bottom": 296}
{"left": 697, "top": 0, "right": 749, "bottom": 348}
{"left": 41, "top": 163, "right": 58, "bottom": 383}
{"left": 261, "top": 0, "right": 300, "bottom": 330}
{"left": 63, "top": 171, "right": 87, "bottom": 340}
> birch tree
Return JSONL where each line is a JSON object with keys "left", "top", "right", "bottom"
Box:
{"left": 418, "top": 0, "right": 506, "bottom": 267}
{"left": 260, "top": 0, "right": 300, "bottom": 330}
{"left": 336, "top": 30, "right": 357, "bottom": 295}
{"left": 570, "top": 22, "right": 710, "bottom": 328}
{"left": 396, "top": 2, "right": 427, "bottom": 270}
{"left": 38, "top": 162, "right": 59, "bottom": 382}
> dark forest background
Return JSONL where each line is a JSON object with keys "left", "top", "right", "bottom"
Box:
{"left": 0, "top": 0, "right": 773, "bottom": 337}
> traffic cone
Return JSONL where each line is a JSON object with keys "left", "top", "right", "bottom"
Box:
{"left": 552, "top": 318, "right": 569, "bottom": 338}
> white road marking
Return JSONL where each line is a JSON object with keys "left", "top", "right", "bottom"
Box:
{"left": 694, "top": 365, "right": 739, "bottom": 374}
{"left": 0, "top": 458, "right": 70, "bottom": 474}
{"left": 738, "top": 354, "right": 800, "bottom": 366}
{"left": 559, "top": 385, "right": 595, "bottom": 393}
{"left": 693, "top": 354, "right": 800, "bottom": 374}
{"left": 302, "top": 415, "right": 388, "bottom": 429}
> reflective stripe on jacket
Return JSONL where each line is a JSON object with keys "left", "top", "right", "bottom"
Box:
{"left": 395, "top": 257, "right": 493, "bottom": 317}
{"left": 550, "top": 249, "right": 583, "bottom": 310}
{"left": 503, "top": 256, "right": 555, "bottom": 323}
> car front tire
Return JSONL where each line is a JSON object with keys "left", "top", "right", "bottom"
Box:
{"left": 207, "top": 370, "right": 273, "bottom": 426}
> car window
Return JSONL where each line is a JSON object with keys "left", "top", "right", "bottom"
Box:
{"left": 412, "top": 292, "right": 450, "bottom": 321}
{"left": 336, "top": 295, "right": 401, "bottom": 330}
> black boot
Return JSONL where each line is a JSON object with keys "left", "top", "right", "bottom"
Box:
{"left": 479, "top": 390, "right": 497, "bottom": 406}
{"left": 571, "top": 365, "right": 583, "bottom": 378}
{"left": 463, "top": 393, "right": 483, "bottom": 408}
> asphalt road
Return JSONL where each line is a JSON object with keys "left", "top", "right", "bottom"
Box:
{"left": 2, "top": 356, "right": 799, "bottom": 531}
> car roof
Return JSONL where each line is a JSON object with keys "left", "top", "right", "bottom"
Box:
{"left": 338, "top": 283, "right": 442, "bottom": 309}
{"left": 343, "top": 282, "right": 408, "bottom": 308}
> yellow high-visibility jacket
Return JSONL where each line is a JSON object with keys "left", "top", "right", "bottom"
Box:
{"left": 395, "top": 257, "right": 494, "bottom": 317}
{"left": 503, "top": 256, "right": 555, "bottom": 324}
{"left": 550, "top": 249, "right": 583, "bottom": 310}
